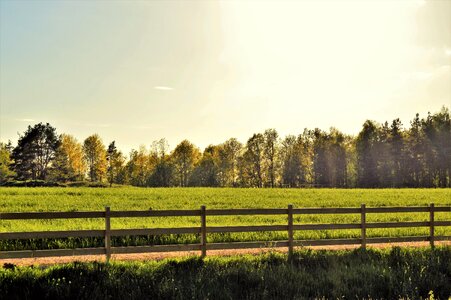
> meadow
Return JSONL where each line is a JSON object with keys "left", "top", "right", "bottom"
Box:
{"left": 1, "top": 247, "right": 450, "bottom": 299}
{"left": 0, "top": 187, "right": 450, "bottom": 250}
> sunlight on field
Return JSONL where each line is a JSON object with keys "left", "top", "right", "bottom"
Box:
{"left": 0, "top": 188, "right": 449, "bottom": 250}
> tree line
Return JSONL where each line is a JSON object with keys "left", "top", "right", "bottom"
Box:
{"left": 0, "top": 107, "right": 449, "bottom": 188}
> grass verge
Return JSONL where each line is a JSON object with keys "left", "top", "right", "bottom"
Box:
{"left": 1, "top": 247, "right": 449, "bottom": 299}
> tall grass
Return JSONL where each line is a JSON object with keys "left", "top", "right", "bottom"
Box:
{"left": 1, "top": 247, "right": 450, "bottom": 299}
{"left": 0, "top": 187, "right": 450, "bottom": 250}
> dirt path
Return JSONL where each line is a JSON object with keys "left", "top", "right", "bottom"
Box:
{"left": 1, "top": 241, "right": 449, "bottom": 267}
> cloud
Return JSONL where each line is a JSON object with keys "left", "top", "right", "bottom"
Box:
{"left": 16, "top": 118, "right": 35, "bottom": 122}
{"left": 129, "top": 125, "right": 152, "bottom": 130}
{"left": 85, "top": 123, "right": 111, "bottom": 128}
{"left": 154, "top": 86, "right": 173, "bottom": 91}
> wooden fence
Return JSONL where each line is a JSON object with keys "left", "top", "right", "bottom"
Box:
{"left": 0, "top": 204, "right": 450, "bottom": 260}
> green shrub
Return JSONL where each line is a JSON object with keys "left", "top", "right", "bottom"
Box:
{"left": 0, "top": 180, "right": 65, "bottom": 187}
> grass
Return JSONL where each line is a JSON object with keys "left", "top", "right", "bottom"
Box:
{"left": 1, "top": 247, "right": 450, "bottom": 299}
{"left": 0, "top": 187, "right": 450, "bottom": 250}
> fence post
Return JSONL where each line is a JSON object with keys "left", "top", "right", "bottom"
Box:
{"left": 200, "top": 205, "right": 207, "bottom": 257}
{"left": 288, "top": 204, "right": 294, "bottom": 260}
{"left": 361, "top": 204, "right": 366, "bottom": 249}
{"left": 105, "top": 206, "right": 111, "bottom": 262}
{"left": 430, "top": 203, "right": 435, "bottom": 248}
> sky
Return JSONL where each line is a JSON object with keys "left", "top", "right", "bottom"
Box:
{"left": 1, "top": 0, "right": 450, "bottom": 154}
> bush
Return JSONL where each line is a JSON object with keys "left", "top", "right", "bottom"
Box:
{"left": 0, "top": 180, "right": 65, "bottom": 187}
{"left": 65, "top": 181, "right": 108, "bottom": 188}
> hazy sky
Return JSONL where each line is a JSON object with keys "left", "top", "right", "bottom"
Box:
{"left": 1, "top": 0, "right": 450, "bottom": 153}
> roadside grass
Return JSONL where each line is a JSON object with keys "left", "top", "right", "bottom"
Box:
{"left": 1, "top": 247, "right": 450, "bottom": 299}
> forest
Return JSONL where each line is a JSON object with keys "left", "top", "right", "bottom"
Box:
{"left": 0, "top": 107, "right": 449, "bottom": 188}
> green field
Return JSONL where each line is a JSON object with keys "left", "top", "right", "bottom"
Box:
{"left": 0, "top": 187, "right": 450, "bottom": 250}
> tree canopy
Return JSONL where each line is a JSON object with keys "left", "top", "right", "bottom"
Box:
{"left": 2, "top": 107, "right": 450, "bottom": 188}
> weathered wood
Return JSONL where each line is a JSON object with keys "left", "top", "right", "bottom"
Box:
{"left": 0, "top": 230, "right": 104, "bottom": 240}
{"left": 111, "top": 244, "right": 201, "bottom": 254}
{"left": 200, "top": 205, "right": 207, "bottom": 257}
{"left": 430, "top": 203, "right": 435, "bottom": 248}
{"left": 361, "top": 204, "right": 366, "bottom": 249}
{"left": 434, "top": 221, "right": 451, "bottom": 227}
{"left": 365, "top": 206, "right": 449, "bottom": 213}
{"left": 1, "top": 206, "right": 448, "bottom": 220}
{"left": 207, "top": 225, "right": 287, "bottom": 233}
{"left": 366, "top": 236, "right": 430, "bottom": 244}
{"left": 288, "top": 204, "right": 294, "bottom": 259}
{"left": 0, "top": 211, "right": 104, "bottom": 220}
{"left": 293, "top": 208, "right": 361, "bottom": 214}
{"left": 110, "top": 210, "right": 201, "bottom": 218}
{"left": 433, "top": 206, "right": 451, "bottom": 212}
{"left": 293, "top": 223, "right": 360, "bottom": 230}
{"left": 365, "top": 207, "right": 430, "bottom": 213}
{"left": 110, "top": 227, "right": 201, "bottom": 236}
{"left": 365, "top": 221, "right": 430, "bottom": 229}
{"left": 293, "top": 238, "right": 362, "bottom": 246}
{"left": 0, "top": 204, "right": 449, "bottom": 260}
{"left": 105, "top": 207, "right": 111, "bottom": 262}
{"left": 206, "top": 208, "right": 287, "bottom": 216}
{"left": 0, "top": 248, "right": 105, "bottom": 259}
{"left": 207, "top": 241, "right": 289, "bottom": 250}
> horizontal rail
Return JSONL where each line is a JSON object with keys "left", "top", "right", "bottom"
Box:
{"left": 294, "top": 238, "right": 362, "bottom": 246}
{"left": 365, "top": 207, "right": 449, "bottom": 213}
{"left": 0, "top": 247, "right": 106, "bottom": 259}
{"left": 111, "top": 244, "right": 201, "bottom": 254}
{"left": 1, "top": 221, "right": 448, "bottom": 240}
{"left": 293, "top": 223, "right": 361, "bottom": 230}
{"left": 0, "top": 230, "right": 104, "bottom": 240}
{"left": 366, "top": 221, "right": 429, "bottom": 229}
{"left": 0, "top": 211, "right": 105, "bottom": 220}
{"left": 110, "top": 227, "right": 201, "bottom": 236}
{"left": 293, "top": 208, "right": 361, "bottom": 214}
{"left": 207, "top": 241, "right": 289, "bottom": 250}
{"left": 207, "top": 225, "right": 287, "bottom": 233}
{"left": 110, "top": 210, "right": 201, "bottom": 217}
{"left": 1, "top": 206, "right": 449, "bottom": 220}
{"left": 206, "top": 209, "right": 287, "bottom": 216}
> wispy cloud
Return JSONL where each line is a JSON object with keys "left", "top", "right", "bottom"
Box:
{"left": 85, "top": 123, "right": 111, "bottom": 128}
{"left": 154, "top": 86, "right": 174, "bottom": 91}
{"left": 16, "top": 118, "right": 35, "bottom": 122}
{"left": 130, "top": 125, "right": 152, "bottom": 130}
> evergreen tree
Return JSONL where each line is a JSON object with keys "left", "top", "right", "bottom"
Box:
{"left": 356, "top": 120, "right": 379, "bottom": 187}
{"left": 107, "top": 141, "right": 125, "bottom": 187}
{"left": 12, "top": 123, "right": 59, "bottom": 180}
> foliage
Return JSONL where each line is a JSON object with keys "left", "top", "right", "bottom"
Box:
{"left": 49, "top": 134, "right": 86, "bottom": 182}
{"left": 83, "top": 134, "right": 107, "bottom": 182}
{"left": 0, "top": 247, "right": 449, "bottom": 299}
{"left": 0, "top": 142, "right": 15, "bottom": 184}
{"left": 11, "top": 123, "right": 59, "bottom": 181}
{"left": 1, "top": 107, "right": 450, "bottom": 187}
{"left": 106, "top": 141, "right": 125, "bottom": 186}
{"left": 171, "top": 140, "right": 200, "bottom": 187}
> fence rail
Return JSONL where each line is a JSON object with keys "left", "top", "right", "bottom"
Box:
{"left": 0, "top": 204, "right": 450, "bottom": 260}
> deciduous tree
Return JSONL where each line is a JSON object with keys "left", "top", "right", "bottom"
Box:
{"left": 83, "top": 134, "right": 107, "bottom": 182}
